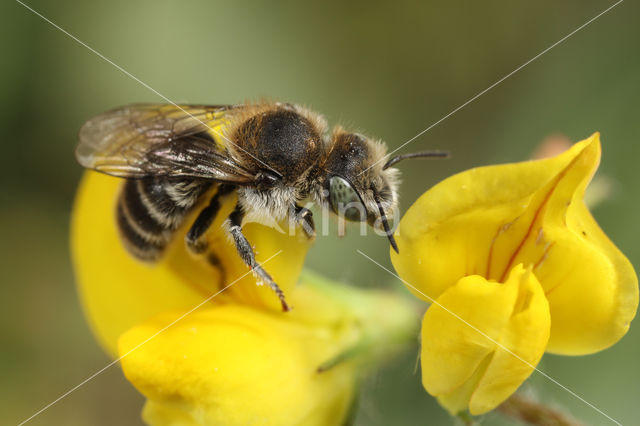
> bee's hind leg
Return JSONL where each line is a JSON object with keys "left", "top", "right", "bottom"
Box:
{"left": 186, "top": 185, "right": 235, "bottom": 254}
{"left": 228, "top": 203, "right": 291, "bottom": 312}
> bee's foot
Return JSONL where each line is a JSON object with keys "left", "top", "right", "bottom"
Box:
{"left": 270, "top": 278, "right": 291, "bottom": 312}
{"left": 280, "top": 297, "right": 292, "bottom": 312}
{"left": 252, "top": 264, "right": 291, "bottom": 312}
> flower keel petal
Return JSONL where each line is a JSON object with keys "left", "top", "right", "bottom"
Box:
{"left": 421, "top": 265, "right": 550, "bottom": 415}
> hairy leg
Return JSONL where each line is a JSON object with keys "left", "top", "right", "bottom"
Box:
{"left": 228, "top": 203, "right": 290, "bottom": 312}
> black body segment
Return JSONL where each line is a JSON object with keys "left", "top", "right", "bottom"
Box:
{"left": 116, "top": 177, "right": 211, "bottom": 261}
{"left": 233, "top": 108, "right": 324, "bottom": 183}
{"left": 116, "top": 202, "right": 165, "bottom": 261}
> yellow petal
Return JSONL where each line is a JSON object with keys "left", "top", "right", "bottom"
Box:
{"left": 117, "top": 271, "right": 418, "bottom": 426}
{"left": 118, "top": 306, "right": 356, "bottom": 426}
{"left": 71, "top": 171, "right": 310, "bottom": 356}
{"left": 421, "top": 265, "right": 550, "bottom": 415}
{"left": 392, "top": 134, "right": 637, "bottom": 355}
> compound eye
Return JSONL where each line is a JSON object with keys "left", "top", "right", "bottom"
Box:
{"left": 328, "top": 176, "right": 366, "bottom": 221}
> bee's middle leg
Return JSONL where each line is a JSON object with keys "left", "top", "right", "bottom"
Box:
{"left": 228, "top": 203, "right": 291, "bottom": 312}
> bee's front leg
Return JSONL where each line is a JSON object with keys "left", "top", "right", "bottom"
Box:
{"left": 292, "top": 204, "right": 316, "bottom": 239}
{"left": 228, "top": 203, "right": 291, "bottom": 312}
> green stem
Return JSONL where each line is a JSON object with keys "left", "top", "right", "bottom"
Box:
{"left": 497, "top": 393, "right": 583, "bottom": 426}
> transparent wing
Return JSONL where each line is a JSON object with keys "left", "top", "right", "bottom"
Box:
{"left": 76, "top": 104, "right": 256, "bottom": 183}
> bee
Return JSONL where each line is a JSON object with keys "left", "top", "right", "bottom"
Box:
{"left": 76, "top": 102, "right": 447, "bottom": 311}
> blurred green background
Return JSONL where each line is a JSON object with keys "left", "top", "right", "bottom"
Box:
{"left": 1, "top": 0, "right": 639, "bottom": 424}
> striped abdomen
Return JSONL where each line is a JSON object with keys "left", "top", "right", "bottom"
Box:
{"left": 116, "top": 177, "right": 212, "bottom": 261}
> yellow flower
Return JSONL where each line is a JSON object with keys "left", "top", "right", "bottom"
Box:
{"left": 71, "top": 171, "right": 310, "bottom": 356}
{"left": 71, "top": 172, "right": 417, "bottom": 425}
{"left": 421, "top": 265, "right": 550, "bottom": 414}
{"left": 119, "top": 300, "right": 352, "bottom": 426}
{"left": 391, "top": 133, "right": 638, "bottom": 415}
{"left": 118, "top": 272, "right": 416, "bottom": 426}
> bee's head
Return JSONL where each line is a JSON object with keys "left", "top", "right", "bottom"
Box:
{"left": 319, "top": 128, "right": 401, "bottom": 251}
{"left": 317, "top": 127, "right": 449, "bottom": 252}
